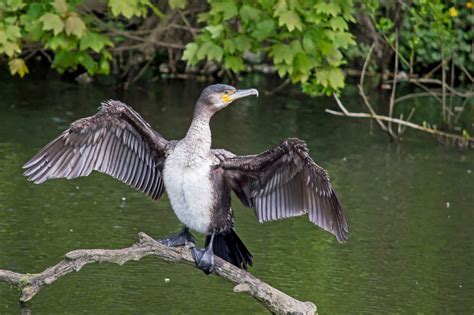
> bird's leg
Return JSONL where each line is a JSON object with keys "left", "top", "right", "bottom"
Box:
{"left": 158, "top": 226, "right": 195, "bottom": 247}
{"left": 191, "top": 231, "right": 215, "bottom": 274}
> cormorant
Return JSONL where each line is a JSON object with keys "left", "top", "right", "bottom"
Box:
{"left": 23, "top": 84, "right": 348, "bottom": 273}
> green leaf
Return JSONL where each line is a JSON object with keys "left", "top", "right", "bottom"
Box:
{"left": 303, "top": 32, "right": 315, "bottom": 52}
{"left": 240, "top": 5, "right": 260, "bottom": 23}
{"left": 8, "top": 58, "right": 29, "bottom": 78}
{"left": 328, "top": 68, "right": 344, "bottom": 89}
{"left": 333, "top": 32, "right": 355, "bottom": 49}
{"left": 77, "top": 52, "right": 97, "bottom": 74}
{"left": 80, "top": 32, "right": 113, "bottom": 52}
{"left": 53, "top": 0, "right": 68, "bottom": 14}
{"left": 169, "top": 0, "right": 187, "bottom": 9}
{"left": 182, "top": 42, "right": 199, "bottom": 64}
{"left": 291, "top": 52, "right": 310, "bottom": 82}
{"left": 109, "top": 0, "right": 145, "bottom": 18}
{"left": 329, "top": 17, "right": 348, "bottom": 31}
{"left": 26, "top": 3, "right": 44, "bottom": 18}
{"left": 251, "top": 19, "right": 275, "bottom": 41}
{"left": 40, "top": 12, "right": 64, "bottom": 35}
{"left": 233, "top": 35, "right": 251, "bottom": 51}
{"left": 0, "top": 31, "right": 7, "bottom": 45}
{"left": 52, "top": 50, "right": 77, "bottom": 73}
{"left": 258, "top": 0, "right": 274, "bottom": 10}
{"left": 271, "top": 44, "right": 294, "bottom": 65}
{"left": 205, "top": 25, "right": 224, "bottom": 39}
{"left": 197, "top": 42, "right": 223, "bottom": 62}
{"left": 6, "top": 25, "right": 21, "bottom": 41}
{"left": 65, "top": 15, "right": 86, "bottom": 38}
{"left": 293, "top": 52, "right": 310, "bottom": 73}
{"left": 210, "top": 2, "right": 238, "bottom": 20}
{"left": 316, "top": 68, "right": 344, "bottom": 89}
{"left": 45, "top": 33, "right": 77, "bottom": 50}
{"left": 273, "top": 0, "right": 287, "bottom": 16}
{"left": 3, "top": 0, "right": 25, "bottom": 12}
{"left": 99, "top": 56, "right": 110, "bottom": 75}
{"left": 314, "top": 2, "right": 340, "bottom": 16}
{"left": 278, "top": 10, "right": 302, "bottom": 31}
{"left": 275, "top": 63, "right": 293, "bottom": 77}
{"left": 223, "top": 39, "right": 236, "bottom": 53}
{"left": 224, "top": 55, "right": 244, "bottom": 72}
{"left": 2, "top": 41, "right": 21, "bottom": 57}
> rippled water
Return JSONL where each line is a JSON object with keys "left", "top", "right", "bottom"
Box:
{"left": 0, "top": 77, "right": 473, "bottom": 313}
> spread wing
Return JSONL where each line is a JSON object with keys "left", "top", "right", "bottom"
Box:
{"left": 23, "top": 100, "right": 170, "bottom": 200}
{"left": 217, "top": 138, "right": 348, "bottom": 242}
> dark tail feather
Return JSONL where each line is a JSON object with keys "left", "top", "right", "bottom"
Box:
{"left": 205, "top": 229, "right": 253, "bottom": 269}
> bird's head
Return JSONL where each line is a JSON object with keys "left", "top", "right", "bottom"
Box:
{"left": 195, "top": 84, "right": 259, "bottom": 116}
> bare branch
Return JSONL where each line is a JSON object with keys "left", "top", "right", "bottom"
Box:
{"left": 388, "top": 33, "right": 399, "bottom": 135}
{"left": 0, "top": 233, "right": 316, "bottom": 315}
{"left": 358, "top": 43, "right": 395, "bottom": 137}
{"left": 325, "top": 108, "right": 473, "bottom": 148}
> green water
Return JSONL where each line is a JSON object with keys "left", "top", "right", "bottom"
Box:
{"left": 0, "top": 78, "right": 473, "bottom": 314}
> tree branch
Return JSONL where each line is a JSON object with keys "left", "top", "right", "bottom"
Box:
{"left": 0, "top": 233, "right": 316, "bottom": 315}
{"left": 325, "top": 108, "right": 473, "bottom": 148}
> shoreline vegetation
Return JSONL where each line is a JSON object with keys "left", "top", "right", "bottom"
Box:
{"left": 0, "top": 0, "right": 472, "bottom": 146}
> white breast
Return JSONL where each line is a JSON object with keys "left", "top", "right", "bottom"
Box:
{"left": 163, "top": 149, "right": 213, "bottom": 234}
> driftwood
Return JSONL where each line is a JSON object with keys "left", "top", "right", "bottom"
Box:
{"left": 0, "top": 233, "right": 317, "bottom": 315}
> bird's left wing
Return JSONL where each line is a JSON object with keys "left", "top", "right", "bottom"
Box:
{"left": 217, "top": 138, "right": 348, "bottom": 242}
{"left": 23, "top": 100, "right": 170, "bottom": 200}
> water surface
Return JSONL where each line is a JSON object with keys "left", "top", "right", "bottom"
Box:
{"left": 0, "top": 78, "right": 473, "bottom": 313}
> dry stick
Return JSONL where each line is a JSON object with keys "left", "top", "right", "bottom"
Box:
{"left": 325, "top": 108, "right": 473, "bottom": 146}
{"left": 400, "top": 107, "right": 416, "bottom": 135}
{"left": 387, "top": 77, "right": 474, "bottom": 98}
{"left": 358, "top": 43, "right": 393, "bottom": 136}
{"left": 394, "top": 92, "right": 442, "bottom": 104}
{"left": 178, "top": 10, "right": 197, "bottom": 38}
{"left": 388, "top": 33, "right": 400, "bottom": 136}
{"left": 265, "top": 78, "right": 291, "bottom": 96}
{"left": 0, "top": 233, "right": 316, "bottom": 315}
{"left": 459, "top": 64, "right": 474, "bottom": 83}
{"left": 441, "top": 50, "right": 447, "bottom": 124}
{"left": 448, "top": 53, "right": 456, "bottom": 126}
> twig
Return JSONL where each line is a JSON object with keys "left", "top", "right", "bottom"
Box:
{"left": 0, "top": 233, "right": 316, "bottom": 315}
{"left": 423, "top": 62, "right": 442, "bottom": 79}
{"left": 178, "top": 10, "right": 197, "bottom": 38}
{"left": 400, "top": 107, "right": 416, "bottom": 135}
{"left": 387, "top": 78, "right": 474, "bottom": 98}
{"left": 394, "top": 92, "right": 442, "bottom": 104}
{"left": 265, "top": 78, "right": 290, "bottom": 96}
{"left": 459, "top": 64, "right": 473, "bottom": 83}
{"left": 358, "top": 43, "right": 396, "bottom": 138}
{"left": 388, "top": 33, "right": 399, "bottom": 135}
{"left": 325, "top": 109, "right": 473, "bottom": 147}
{"left": 441, "top": 50, "right": 447, "bottom": 123}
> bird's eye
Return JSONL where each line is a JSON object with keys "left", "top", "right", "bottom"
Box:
{"left": 224, "top": 90, "right": 231, "bottom": 94}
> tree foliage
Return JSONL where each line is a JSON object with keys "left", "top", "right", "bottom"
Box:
{"left": 0, "top": 0, "right": 471, "bottom": 97}
{"left": 183, "top": 0, "right": 356, "bottom": 95}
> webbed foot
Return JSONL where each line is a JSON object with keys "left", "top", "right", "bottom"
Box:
{"left": 158, "top": 226, "right": 195, "bottom": 247}
{"left": 191, "top": 231, "right": 215, "bottom": 274}
{"left": 191, "top": 247, "right": 215, "bottom": 274}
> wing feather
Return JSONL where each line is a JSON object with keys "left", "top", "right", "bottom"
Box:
{"left": 218, "top": 138, "right": 348, "bottom": 242}
{"left": 23, "top": 100, "right": 169, "bottom": 200}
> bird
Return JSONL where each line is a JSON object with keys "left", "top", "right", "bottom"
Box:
{"left": 23, "top": 84, "right": 348, "bottom": 273}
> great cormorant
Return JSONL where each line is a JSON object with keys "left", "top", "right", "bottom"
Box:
{"left": 23, "top": 84, "right": 348, "bottom": 273}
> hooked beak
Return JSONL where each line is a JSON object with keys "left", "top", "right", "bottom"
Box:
{"left": 228, "top": 88, "right": 259, "bottom": 102}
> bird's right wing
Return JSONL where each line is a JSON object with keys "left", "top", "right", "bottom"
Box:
{"left": 23, "top": 100, "right": 170, "bottom": 200}
{"left": 217, "top": 138, "right": 348, "bottom": 242}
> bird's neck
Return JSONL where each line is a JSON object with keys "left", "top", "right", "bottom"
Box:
{"left": 182, "top": 114, "right": 212, "bottom": 155}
